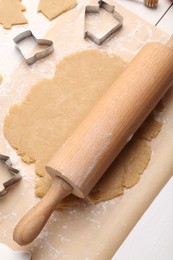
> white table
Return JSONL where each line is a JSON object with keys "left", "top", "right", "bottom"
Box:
{"left": 112, "top": 1, "right": 173, "bottom": 259}
{"left": 116, "top": 0, "right": 172, "bottom": 34}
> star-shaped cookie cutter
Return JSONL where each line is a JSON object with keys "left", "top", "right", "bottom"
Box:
{"left": 0, "top": 154, "right": 22, "bottom": 197}
{"left": 13, "top": 30, "right": 54, "bottom": 65}
{"left": 84, "top": 0, "right": 123, "bottom": 45}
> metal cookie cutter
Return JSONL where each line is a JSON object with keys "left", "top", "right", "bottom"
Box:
{"left": 13, "top": 30, "right": 54, "bottom": 65}
{"left": 84, "top": 0, "right": 123, "bottom": 45}
{"left": 0, "top": 154, "right": 22, "bottom": 197}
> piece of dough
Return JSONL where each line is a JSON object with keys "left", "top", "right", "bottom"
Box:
{"left": 38, "top": 0, "right": 77, "bottom": 20}
{"left": 0, "top": 0, "right": 27, "bottom": 29}
{"left": 3, "top": 50, "right": 162, "bottom": 206}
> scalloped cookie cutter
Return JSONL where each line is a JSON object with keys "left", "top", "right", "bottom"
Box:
{"left": 13, "top": 30, "right": 54, "bottom": 65}
{"left": 84, "top": 0, "right": 123, "bottom": 45}
{"left": 0, "top": 154, "right": 22, "bottom": 197}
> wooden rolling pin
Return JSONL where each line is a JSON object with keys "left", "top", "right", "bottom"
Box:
{"left": 14, "top": 37, "right": 173, "bottom": 246}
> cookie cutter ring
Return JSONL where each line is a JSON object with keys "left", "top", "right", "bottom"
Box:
{"left": 84, "top": 0, "right": 123, "bottom": 45}
{"left": 0, "top": 154, "right": 22, "bottom": 197}
{"left": 13, "top": 30, "right": 54, "bottom": 65}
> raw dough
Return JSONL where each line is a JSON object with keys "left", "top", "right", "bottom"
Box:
{"left": 0, "top": 0, "right": 27, "bottom": 29}
{"left": 0, "top": 75, "right": 2, "bottom": 84}
{"left": 3, "top": 50, "right": 162, "bottom": 206}
{"left": 38, "top": 0, "right": 77, "bottom": 20}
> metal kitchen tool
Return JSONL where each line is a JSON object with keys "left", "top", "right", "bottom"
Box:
{"left": 14, "top": 36, "right": 173, "bottom": 246}
{"left": 84, "top": 0, "right": 123, "bottom": 45}
{"left": 0, "top": 154, "right": 22, "bottom": 196}
{"left": 13, "top": 30, "right": 54, "bottom": 65}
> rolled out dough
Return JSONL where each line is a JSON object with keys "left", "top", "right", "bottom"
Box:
{"left": 3, "top": 50, "right": 162, "bottom": 206}
{"left": 38, "top": 0, "right": 77, "bottom": 20}
{"left": 0, "top": 0, "right": 27, "bottom": 29}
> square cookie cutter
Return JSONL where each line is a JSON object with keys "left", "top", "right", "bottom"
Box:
{"left": 13, "top": 30, "right": 54, "bottom": 65}
{"left": 84, "top": 0, "right": 123, "bottom": 45}
{"left": 0, "top": 154, "right": 22, "bottom": 197}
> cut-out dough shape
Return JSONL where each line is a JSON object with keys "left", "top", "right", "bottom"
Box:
{"left": 4, "top": 50, "right": 162, "bottom": 207}
{"left": 38, "top": 0, "right": 77, "bottom": 20}
{"left": 0, "top": 0, "right": 27, "bottom": 29}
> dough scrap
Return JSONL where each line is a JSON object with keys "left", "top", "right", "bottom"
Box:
{"left": 0, "top": 0, "right": 27, "bottom": 29}
{"left": 137, "top": 113, "right": 162, "bottom": 141}
{"left": 38, "top": 0, "right": 77, "bottom": 20}
{"left": 3, "top": 50, "right": 162, "bottom": 206}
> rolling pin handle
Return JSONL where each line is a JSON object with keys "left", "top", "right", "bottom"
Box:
{"left": 13, "top": 178, "right": 73, "bottom": 246}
